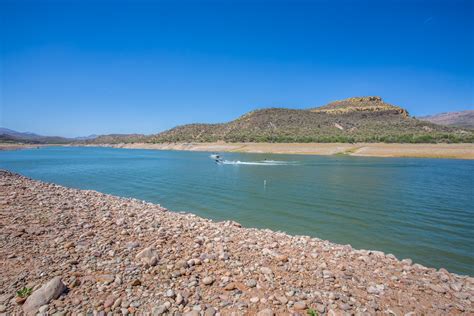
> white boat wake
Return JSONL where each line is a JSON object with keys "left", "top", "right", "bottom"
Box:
{"left": 210, "top": 154, "right": 298, "bottom": 166}
{"left": 221, "top": 160, "right": 298, "bottom": 166}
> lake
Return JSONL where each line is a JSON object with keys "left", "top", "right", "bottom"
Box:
{"left": 0, "top": 146, "right": 472, "bottom": 275}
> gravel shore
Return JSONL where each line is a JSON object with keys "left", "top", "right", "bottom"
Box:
{"left": 0, "top": 170, "right": 472, "bottom": 315}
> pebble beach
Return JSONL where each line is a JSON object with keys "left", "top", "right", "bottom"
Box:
{"left": 0, "top": 170, "right": 473, "bottom": 315}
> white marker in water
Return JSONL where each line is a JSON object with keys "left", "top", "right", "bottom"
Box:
{"left": 264, "top": 180, "right": 267, "bottom": 187}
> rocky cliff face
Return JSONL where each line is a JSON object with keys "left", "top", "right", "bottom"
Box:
{"left": 311, "top": 96, "right": 409, "bottom": 117}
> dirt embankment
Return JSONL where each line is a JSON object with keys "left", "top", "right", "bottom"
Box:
{"left": 0, "top": 143, "right": 44, "bottom": 151}
{"left": 87, "top": 142, "right": 474, "bottom": 160}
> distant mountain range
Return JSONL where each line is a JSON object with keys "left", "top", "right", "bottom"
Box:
{"left": 0, "top": 128, "right": 45, "bottom": 139}
{"left": 2, "top": 97, "right": 473, "bottom": 144}
{"left": 0, "top": 128, "right": 97, "bottom": 144}
{"left": 418, "top": 110, "right": 474, "bottom": 129}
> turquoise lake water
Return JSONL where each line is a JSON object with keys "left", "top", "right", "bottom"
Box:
{"left": 0, "top": 146, "right": 472, "bottom": 275}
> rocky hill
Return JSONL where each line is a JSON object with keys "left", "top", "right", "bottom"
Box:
{"left": 144, "top": 97, "right": 473, "bottom": 144}
{"left": 418, "top": 110, "right": 474, "bottom": 129}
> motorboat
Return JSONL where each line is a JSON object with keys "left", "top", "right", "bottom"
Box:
{"left": 210, "top": 153, "right": 223, "bottom": 164}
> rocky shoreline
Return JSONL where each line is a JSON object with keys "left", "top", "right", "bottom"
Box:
{"left": 0, "top": 170, "right": 472, "bottom": 315}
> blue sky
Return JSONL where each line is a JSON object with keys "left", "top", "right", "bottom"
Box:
{"left": 1, "top": 0, "right": 473, "bottom": 137}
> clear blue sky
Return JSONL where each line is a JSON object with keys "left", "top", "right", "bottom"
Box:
{"left": 1, "top": 0, "right": 473, "bottom": 137}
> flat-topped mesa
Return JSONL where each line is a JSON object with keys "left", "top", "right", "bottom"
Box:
{"left": 311, "top": 96, "right": 409, "bottom": 117}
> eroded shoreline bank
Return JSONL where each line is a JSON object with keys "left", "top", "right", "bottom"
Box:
{"left": 79, "top": 142, "right": 474, "bottom": 160}
{"left": 2, "top": 142, "right": 474, "bottom": 159}
{"left": 0, "top": 144, "right": 45, "bottom": 151}
{"left": 0, "top": 170, "right": 473, "bottom": 315}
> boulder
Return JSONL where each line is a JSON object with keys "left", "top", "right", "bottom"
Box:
{"left": 257, "top": 309, "right": 274, "bottom": 316}
{"left": 23, "top": 277, "right": 66, "bottom": 315}
{"left": 136, "top": 246, "right": 159, "bottom": 266}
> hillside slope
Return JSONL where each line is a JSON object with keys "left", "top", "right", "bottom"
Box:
{"left": 418, "top": 110, "right": 474, "bottom": 129}
{"left": 88, "top": 134, "right": 147, "bottom": 144}
{"left": 145, "top": 97, "right": 473, "bottom": 143}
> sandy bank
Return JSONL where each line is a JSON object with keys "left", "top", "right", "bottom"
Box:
{"left": 0, "top": 143, "right": 45, "bottom": 151}
{"left": 88, "top": 142, "right": 474, "bottom": 159}
{"left": 0, "top": 170, "right": 472, "bottom": 315}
